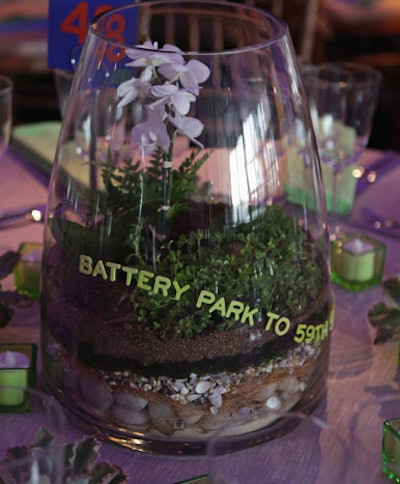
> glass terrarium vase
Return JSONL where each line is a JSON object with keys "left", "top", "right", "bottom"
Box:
{"left": 41, "top": 0, "right": 333, "bottom": 454}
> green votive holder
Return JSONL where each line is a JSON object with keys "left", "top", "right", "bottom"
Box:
{"left": 330, "top": 232, "right": 386, "bottom": 291}
{"left": 0, "top": 343, "right": 37, "bottom": 412}
{"left": 382, "top": 418, "right": 400, "bottom": 481}
{"left": 13, "top": 242, "right": 42, "bottom": 299}
{"left": 322, "top": 162, "right": 358, "bottom": 216}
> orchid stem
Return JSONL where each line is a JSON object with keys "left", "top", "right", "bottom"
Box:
{"left": 160, "top": 153, "right": 172, "bottom": 237}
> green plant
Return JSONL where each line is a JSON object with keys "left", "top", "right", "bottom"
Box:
{"left": 51, "top": 198, "right": 324, "bottom": 341}
{"left": 129, "top": 204, "right": 323, "bottom": 338}
{"left": 368, "top": 277, "right": 400, "bottom": 343}
{"left": 0, "top": 429, "right": 128, "bottom": 483}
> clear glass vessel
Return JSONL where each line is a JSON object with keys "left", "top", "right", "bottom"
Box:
{"left": 41, "top": 0, "right": 333, "bottom": 454}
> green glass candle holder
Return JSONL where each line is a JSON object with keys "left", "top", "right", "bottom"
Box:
{"left": 323, "top": 161, "right": 358, "bottom": 216}
{"left": 382, "top": 418, "right": 400, "bottom": 481}
{"left": 13, "top": 242, "right": 42, "bottom": 299}
{"left": 330, "top": 232, "right": 386, "bottom": 291}
{"left": 0, "top": 343, "right": 37, "bottom": 412}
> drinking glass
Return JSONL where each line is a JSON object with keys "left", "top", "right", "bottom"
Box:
{"left": 302, "top": 62, "right": 381, "bottom": 227}
{"left": 0, "top": 386, "right": 66, "bottom": 483}
{"left": 0, "top": 74, "right": 12, "bottom": 161}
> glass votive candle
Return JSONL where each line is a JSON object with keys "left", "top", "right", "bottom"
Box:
{"left": 13, "top": 242, "right": 42, "bottom": 299}
{"left": 351, "top": 394, "right": 400, "bottom": 482}
{"left": 0, "top": 343, "right": 37, "bottom": 412}
{"left": 330, "top": 232, "right": 386, "bottom": 291}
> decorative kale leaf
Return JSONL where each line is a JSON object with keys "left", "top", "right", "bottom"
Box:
{"left": 0, "top": 250, "right": 20, "bottom": 279}
{"left": 0, "top": 429, "right": 128, "bottom": 484}
{"left": 0, "top": 250, "right": 21, "bottom": 328}
{"left": 64, "top": 434, "right": 128, "bottom": 483}
{"left": 368, "top": 278, "right": 400, "bottom": 343}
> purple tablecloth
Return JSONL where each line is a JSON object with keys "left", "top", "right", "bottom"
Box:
{"left": 1, "top": 140, "right": 400, "bottom": 483}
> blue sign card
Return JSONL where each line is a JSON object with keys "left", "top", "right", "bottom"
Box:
{"left": 48, "top": 0, "right": 131, "bottom": 71}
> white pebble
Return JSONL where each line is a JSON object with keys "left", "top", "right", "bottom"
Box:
{"left": 211, "top": 385, "right": 226, "bottom": 397}
{"left": 195, "top": 381, "right": 211, "bottom": 394}
{"left": 148, "top": 401, "right": 175, "bottom": 419}
{"left": 172, "top": 381, "right": 184, "bottom": 392}
{"left": 113, "top": 404, "right": 149, "bottom": 425}
{"left": 115, "top": 391, "right": 148, "bottom": 411}
{"left": 210, "top": 406, "right": 219, "bottom": 416}
{"left": 208, "top": 393, "right": 222, "bottom": 408}
{"left": 266, "top": 396, "right": 281, "bottom": 410}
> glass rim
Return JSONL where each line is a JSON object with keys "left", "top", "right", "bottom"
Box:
{"left": 302, "top": 61, "right": 382, "bottom": 88}
{"left": 90, "top": 0, "right": 289, "bottom": 56}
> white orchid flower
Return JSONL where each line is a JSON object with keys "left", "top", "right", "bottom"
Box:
{"left": 167, "top": 113, "right": 204, "bottom": 147}
{"left": 158, "top": 59, "right": 210, "bottom": 93}
{"left": 125, "top": 41, "right": 184, "bottom": 69}
{"left": 117, "top": 67, "right": 152, "bottom": 108}
{"left": 150, "top": 84, "right": 196, "bottom": 115}
{"left": 131, "top": 107, "right": 170, "bottom": 155}
{"left": 119, "top": 41, "right": 210, "bottom": 154}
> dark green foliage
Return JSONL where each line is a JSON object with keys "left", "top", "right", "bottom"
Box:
{"left": 0, "top": 250, "right": 21, "bottom": 327}
{"left": 52, "top": 149, "right": 325, "bottom": 339}
{"left": 369, "top": 278, "right": 400, "bottom": 343}
{"left": 133, "top": 205, "right": 323, "bottom": 338}
{"left": 100, "top": 148, "right": 211, "bottom": 254}
{"left": 0, "top": 251, "right": 20, "bottom": 279}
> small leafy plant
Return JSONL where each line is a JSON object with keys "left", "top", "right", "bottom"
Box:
{"left": 368, "top": 277, "right": 400, "bottom": 343}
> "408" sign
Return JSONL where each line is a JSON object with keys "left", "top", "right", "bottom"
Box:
{"left": 48, "top": 0, "right": 133, "bottom": 71}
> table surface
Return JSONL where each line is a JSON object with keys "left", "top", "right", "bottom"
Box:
{"left": 1, "top": 140, "right": 400, "bottom": 483}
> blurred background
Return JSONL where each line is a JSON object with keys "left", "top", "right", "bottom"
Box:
{"left": 0, "top": 0, "right": 399, "bottom": 151}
